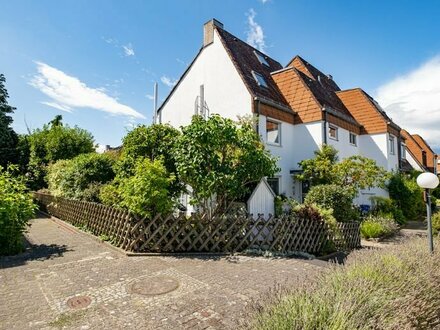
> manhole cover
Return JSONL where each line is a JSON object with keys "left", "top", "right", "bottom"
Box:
{"left": 128, "top": 276, "right": 179, "bottom": 296}
{"left": 66, "top": 295, "right": 92, "bottom": 309}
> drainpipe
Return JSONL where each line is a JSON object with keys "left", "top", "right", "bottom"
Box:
{"left": 254, "top": 98, "right": 261, "bottom": 135}
{"left": 322, "top": 106, "right": 327, "bottom": 145}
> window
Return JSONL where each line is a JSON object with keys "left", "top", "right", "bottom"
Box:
{"left": 349, "top": 132, "right": 357, "bottom": 146}
{"left": 389, "top": 135, "right": 395, "bottom": 154}
{"left": 401, "top": 143, "right": 406, "bottom": 159}
{"left": 266, "top": 119, "right": 281, "bottom": 145}
{"left": 252, "top": 71, "right": 268, "bottom": 88}
{"left": 267, "top": 177, "right": 280, "bottom": 195}
{"left": 254, "top": 50, "right": 270, "bottom": 66}
{"left": 329, "top": 125, "right": 338, "bottom": 140}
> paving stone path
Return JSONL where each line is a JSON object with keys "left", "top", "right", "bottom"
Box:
{"left": 0, "top": 214, "right": 326, "bottom": 329}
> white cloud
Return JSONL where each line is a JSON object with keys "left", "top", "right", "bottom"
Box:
{"left": 146, "top": 94, "right": 154, "bottom": 100}
{"left": 160, "top": 75, "right": 178, "bottom": 88}
{"left": 41, "top": 101, "right": 72, "bottom": 113}
{"left": 259, "top": 0, "right": 269, "bottom": 3}
{"left": 246, "top": 9, "right": 266, "bottom": 53}
{"left": 122, "top": 43, "right": 135, "bottom": 56}
{"left": 30, "top": 61, "right": 145, "bottom": 119}
{"left": 375, "top": 55, "right": 440, "bottom": 149}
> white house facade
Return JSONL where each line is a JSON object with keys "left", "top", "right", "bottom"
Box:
{"left": 158, "top": 19, "right": 431, "bottom": 208}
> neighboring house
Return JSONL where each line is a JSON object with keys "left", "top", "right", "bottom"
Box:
{"left": 401, "top": 129, "right": 437, "bottom": 173}
{"left": 157, "top": 19, "right": 434, "bottom": 208}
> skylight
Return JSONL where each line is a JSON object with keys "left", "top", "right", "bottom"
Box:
{"left": 252, "top": 71, "right": 268, "bottom": 88}
{"left": 254, "top": 50, "right": 270, "bottom": 66}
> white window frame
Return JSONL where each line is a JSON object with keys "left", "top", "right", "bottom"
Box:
{"left": 267, "top": 176, "right": 281, "bottom": 195}
{"left": 254, "top": 50, "right": 270, "bottom": 66}
{"left": 329, "top": 125, "right": 338, "bottom": 141}
{"left": 401, "top": 143, "right": 406, "bottom": 159}
{"left": 349, "top": 132, "right": 357, "bottom": 146}
{"left": 389, "top": 135, "right": 395, "bottom": 155}
{"left": 266, "top": 118, "right": 281, "bottom": 146}
{"left": 252, "top": 70, "right": 269, "bottom": 88}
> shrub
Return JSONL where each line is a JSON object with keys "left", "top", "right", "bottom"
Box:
{"left": 247, "top": 238, "right": 440, "bottom": 329}
{"left": 360, "top": 215, "right": 399, "bottom": 239}
{"left": 117, "top": 158, "right": 175, "bottom": 217}
{"left": 99, "top": 183, "right": 121, "bottom": 207}
{"left": 0, "top": 166, "right": 36, "bottom": 255}
{"left": 432, "top": 211, "right": 440, "bottom": 235}
{"left": 47, "top": 153, "right": 115, "bottom": 201}
{"left": 304, "top": 184, "right": 358, "bottom": 222}
{"left": 387, "top": 172, "right": 424, "bottom": 221}
{"left": 369, "top": 196, "right": 406, "bottom": 225}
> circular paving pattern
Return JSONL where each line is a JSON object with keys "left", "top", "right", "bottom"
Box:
{"left": 66, "top": 295, "right": 92, "bottom": 309}
{"left": 128, "top": 276, "right": 180, "bottom": 296}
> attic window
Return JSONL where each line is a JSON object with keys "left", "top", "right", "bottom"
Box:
{"left": 254, "top": 51, "right": 269, "bottom": 66}
{"left": 252, "top": 71, "right": 268, "bottom": 88}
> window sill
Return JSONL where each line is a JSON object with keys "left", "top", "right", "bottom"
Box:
{"left": 267, "top": 142, "right": 282, "bottom": 147}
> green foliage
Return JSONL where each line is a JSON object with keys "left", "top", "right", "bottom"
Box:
{"left": 249, "top": 238, "right": 440, "bottom": 330}
{"left": 115, "top": 124, "right": 182, "bottom": 197}
{"left": 116, "top": 158, "right": 175, "bottom": 217}
{"left": 99, "top": 183, "right": 121, "bottom": 207}
{"left": 432, "top": 211, "right": 440, "bottom": 235}
{"left": 369, "top": 196, "right": 406, "bottom": 225}
{"left": 296, "top": 145, "right": 388, "bottom": 193}
{"left": 387, "top": 172, "right": 425, "bottom": 221}
{"left": 296, "top": 145, "right": 338, "bottom": 186}
{"left": 304, "top": 184, "right": 359, "bottom": 222}
{"left": 0, "top": 166, "right": 36, "bottom": 255}
{"left": 360, "top": 215, "right": 399, "bottom": 239}
{"left": 174, "top": 115, "right": 279, "bottom": 214}
{"left": 27, "top": 116, "right": 95, "bottom": 189}
{"left": 0, "top": 74, "right": 19, "bottom": 168}
{"left": 47, "top": 153, "right": 115, "bottom": 201}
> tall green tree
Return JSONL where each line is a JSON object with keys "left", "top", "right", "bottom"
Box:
{"left": 0, "top": 74, "right": 19, "bottom": 168}
{"left": 27, "top": 115, "right": 95, "bottom": 189}
{"left": 174, "top": 114, "right": 279, "bottom": 214}
{"left": 116, "top": 124, "right": 182, "bottom": 197}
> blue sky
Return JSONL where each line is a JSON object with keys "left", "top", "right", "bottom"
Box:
{"left": 2, "top": 0, "right": 440, "bottom": 150}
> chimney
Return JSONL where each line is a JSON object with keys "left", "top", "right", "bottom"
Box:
{"left": 203, "top": 19, "right": 223, "bottom": 47}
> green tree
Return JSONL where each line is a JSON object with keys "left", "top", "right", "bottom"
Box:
{"left": 174, "top": 115, "right": 279, "bottom": 214}
{"left": 296, "top": 145, "right": 338, "bottom": 186}
{"left": 47, "top": 153, "right": 115, "bottom": 201}
{"left": 0, "top": 166, "right": 36, "bottom": 255}
{"left": 0, "top": 74, "right": 19, "bottom": 168}
{"left": 116, "top": 124, "right": 182, "bottom": 197}
{"left": 117, "top": 158, "right": 175, "bottom": 217}
{"left": 296, "top": 145, "right": 388, "bottom": 193}
{"left": 27, "top": 116, "right": 95, "bottom": 189}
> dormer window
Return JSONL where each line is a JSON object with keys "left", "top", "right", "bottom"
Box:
{"left": 254, "top": 50, "right": 270, "bottom": 66}
{"left": 252, "top": 71, "right": 268, "bottom": 88}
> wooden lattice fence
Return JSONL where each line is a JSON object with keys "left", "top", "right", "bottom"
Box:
{"left": 33, "top": 192, "right": 361, "bottom": 254}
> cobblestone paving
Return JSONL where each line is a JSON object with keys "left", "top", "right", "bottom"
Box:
{"left": 0, "top": 214, "right": 326, "bottom": 330}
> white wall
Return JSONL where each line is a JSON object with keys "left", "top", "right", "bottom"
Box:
{"left": 327, "top": 124, "right": 360, "bottom": 160}
{"left": 406, "top": 150, "right": 424, "bottom": 172}
{"left": 159, "top": 30, "right": 252, "bottom": 127}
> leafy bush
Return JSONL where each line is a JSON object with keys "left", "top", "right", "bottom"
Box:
{"left": 0, "top": 166, "right": 36, "bottom": 255}
{"left": 115, "top": 158, "right": 175, "bottom": 217}
{"left": 360, "top": 215, "right": 399, "bottom": 239}
{"left": 247, "top": 238, "right": 440, "bottom": 329}
{"left": 369, "top": 196, "right": 405, "bottom": 225}
{"left": 432, "top": 211, "right": 440, "bottom": 235}
{"left": 387, "top": 172, "right": 424, "bottom": 221}
{"left": 47, "top": 153, "right": 115, "bottom": 201}
{"left": 304, "top": 184, "right": 359, "bottom": 222}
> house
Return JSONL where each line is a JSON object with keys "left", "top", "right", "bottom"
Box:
{"left": 157, "top": 19, "right": 425, "bottom": 207}
{"left": 401, "top": 129, "right": 437, "bottom": 173}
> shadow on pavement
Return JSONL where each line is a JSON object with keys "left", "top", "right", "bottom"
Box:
{"left": 0, "top": 238, "right": 71, "bottom": 269}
